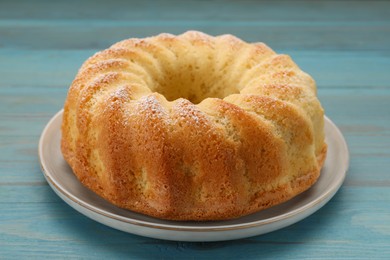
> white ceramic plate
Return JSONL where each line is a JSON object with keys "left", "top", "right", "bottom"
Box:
{"left": 39, "top": 110, "right": 349, "bottom": 242}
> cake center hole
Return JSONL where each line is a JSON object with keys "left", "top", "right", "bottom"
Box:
{"left": 152, "top": 64, "right": 240, "bottom": 104}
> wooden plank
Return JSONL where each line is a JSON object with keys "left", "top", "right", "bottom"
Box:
{"left": 0, "top": 162, "right": 44, "bottom": 183}
{"left": 0, "top": 115, "right": 58, "bottom": 137}
{"left": 1, "top": 134, "right": 389, "bottom": 185}
{"left": 0, "top": 136, "right": 38, "bottom": 163}
{"left": 1, "top": 0, "right": 389, "bottom": 22}
{"left": 0, "top": 89, "right": 389, "bottom": 186}
{"left": 1, "top": 50, "right": 389, "bottom": 88}
{"left": 1, "top": 0, "right": 389, "bottom": 51}
{"left": 0, "top": 87, "right": 66, "bottom": 114}
{"left": 0, "top": 89, "right": 389, "bottom": 136}
{"left": 1, "top": 22, "right": 389, "bottom": 50}
{"left": 0, "top": 193, "right": 389, "bottom": 258}
{"left": 1, "top": 87, "right": 388, "bottom": 116}
{"left": 2, "top": 134, "right": 389, "bottom": 185}
{"left": 1, "top": 172, "right": 390, "bottom": 203}
{"left": 0, "top": 0, "right": 389, "bottom": 257}
{"left": 0, "top": 185, "right": 56, "bottom": 204}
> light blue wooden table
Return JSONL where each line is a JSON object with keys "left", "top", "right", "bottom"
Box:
{"left": 1, "top": 0, "right": 389, "bottom": 259}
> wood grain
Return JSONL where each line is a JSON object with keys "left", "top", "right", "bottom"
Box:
{"left": 0, "top": 0, "right": 389, "bottom": 259}
{"left": 1, "top": 50, "right": 390, "bottom": 88}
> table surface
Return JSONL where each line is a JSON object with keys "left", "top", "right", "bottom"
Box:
{"left": 1, "top": 0, "right": 389, "bottom": 259}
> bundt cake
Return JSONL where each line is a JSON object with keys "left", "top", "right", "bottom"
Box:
{"left": 61, "top": 31, "right": 327, "bottom": 221}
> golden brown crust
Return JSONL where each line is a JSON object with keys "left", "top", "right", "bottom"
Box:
{"left": 61, "top": 31, "right": 327, "bottom": 221}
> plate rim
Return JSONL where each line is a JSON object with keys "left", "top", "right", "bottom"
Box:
{"left": 39, "top": 109, "right": 349, "bottom": 233}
